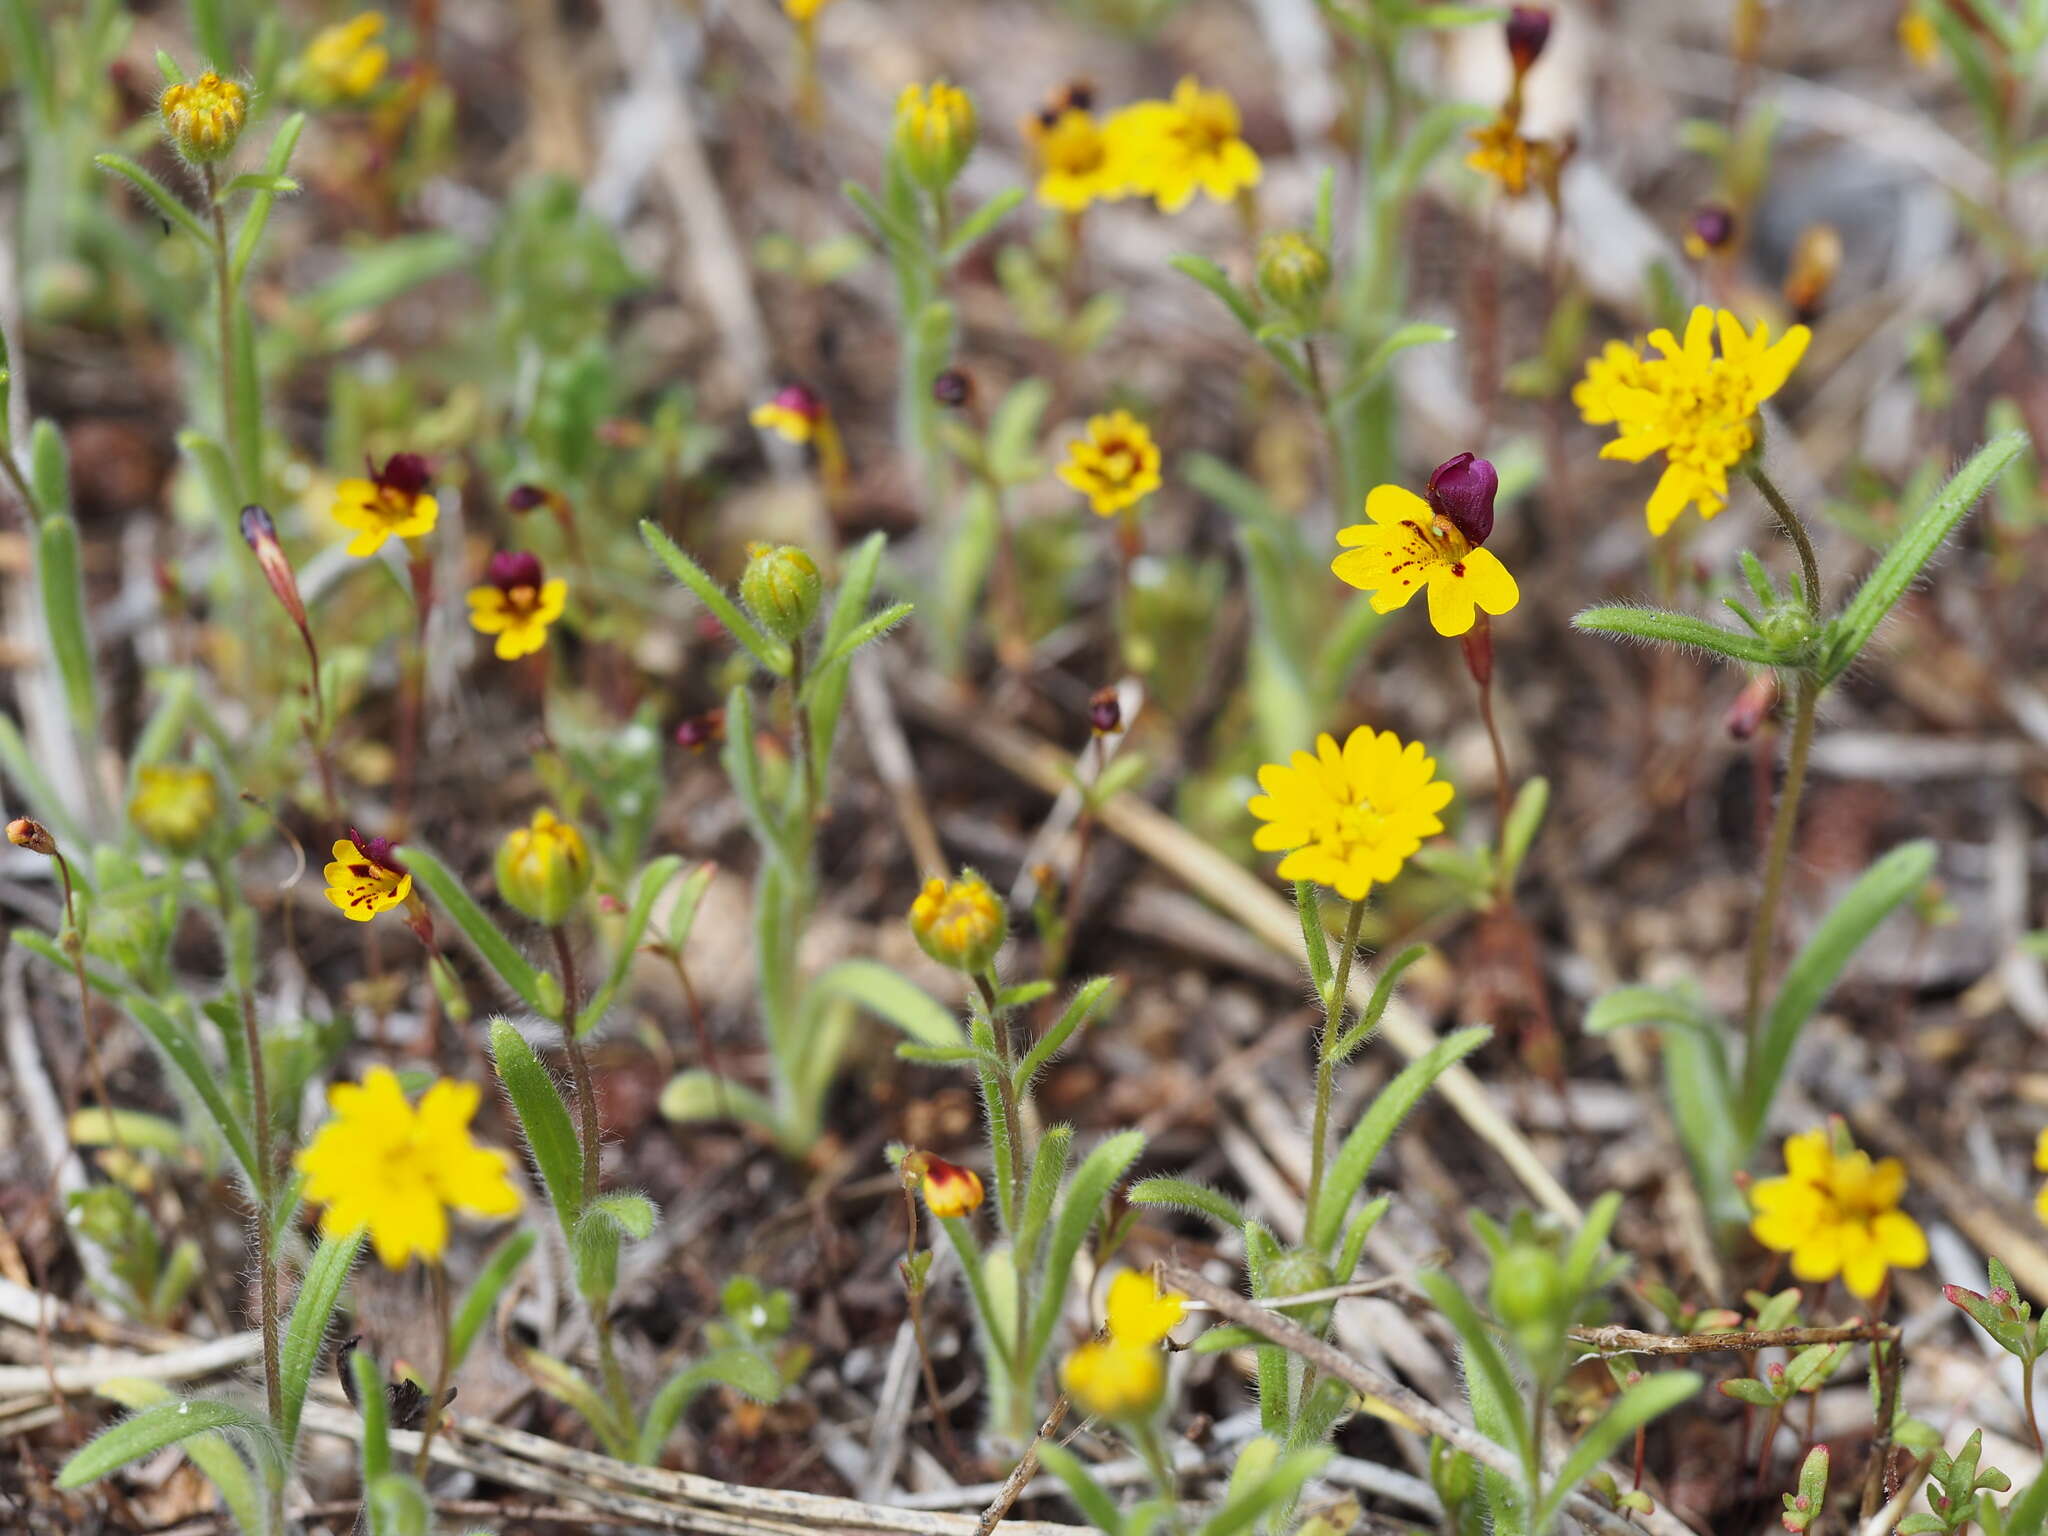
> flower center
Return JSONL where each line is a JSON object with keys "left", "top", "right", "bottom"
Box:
{"left": 504, "top": 582, "right": 540, "bottom": 617}
{"left": 1098, "top": 442, "right": 1138, "bottom": 483}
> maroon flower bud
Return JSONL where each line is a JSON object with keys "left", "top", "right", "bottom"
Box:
{"left": 373, "top": 451, "right": 433, "bottom": 497}
{"left": 933, "top": 369, "right": 974, "bottom": 409}
{"left": 675, "top": 709, "right": 726, "bottom": 752}
{"left": 1725, "top": 672, "right": 1779, "bottom": 740}
{"left": 7, "top": 818, "right": 57, "bottom": 856}
{"left": 1689, "top": 203, "right": 1737, "bottom": 255}
{"left": 1427, "top": 452, "right": 1498, "bottom": 548}
{"left": 506, "top": 483, "right": 550, "bottom": 513}
{"left": 240, "top": 503, "right": 310, "bottom": 633}
{"left": 348, "top": 827, "right": 407, "bottom": 875}
{"left": 1506, "top": 6, "right": 1552, "bottom": 73}
{"left": 1087, "top": 687, "right": 1122, "bottom": 735}
{"left": 771, "top": 383, "right": 822, "bottom": 421}
{"left": 486, "top": 550, "right": 545, "bottom": 592}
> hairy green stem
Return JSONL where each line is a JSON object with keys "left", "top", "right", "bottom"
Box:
{"left": 1306, "top": 898, "right": 1367, "bottom": 1224}
{"left": 1745, "top": 462, "right": 1822, "bottom": 615}
{"left": 202, "top": 165, "right": 239, "bottom": 496}
{"left": 1741, "top": 674, "right": 1818, "bottom": 1093}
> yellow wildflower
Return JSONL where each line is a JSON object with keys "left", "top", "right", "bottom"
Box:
{"left": 1574, "top": 305, "right": 1810, "bottom": 537}
{"left": 296, "top": 1067, "right": 521, "bottom": 1269}
{"left": 1248, "top": 726, "right": 1454, "bottom": 904}
{"left": 2035, "top": 1129, "right": 2048, "bottom": 1225}
{"left": 1058, "top": 410, "right": 1161, "bottom": 518}
{"left": 1115, "top": 78, "right": 1261, "bottom": 213}
{"left": 1898, "top": 7, "right": 1938, "bottom": 66}
{"left": 906, "top": 1152, "right": 985, "bottom": 1219}
{"left": 1466, "top": 116, "right": 1533, "bottom": 195}
{"left": 129, "top": 765, "right": 218, "bottom": 854}
{"left": 159, "top": 71, "right": 248, "bottom": 162}
{"left": 894, "top": 81, "right": 977, "bottom": 192}
{"left": 466, "top": 551, "right": 567, "bottom": 661}
{"left": 1749, "top": 1127, "right": 1928, "bottom": 1300}
{"left": 1332, "top": 453, "right": 1519, "bottom": 639}
{"left": 1030, "top": 107, "right": 1126, "bottom": 211}
{"left": 1060, "top": 1270, "right": 1187, "bottom": 1422}
{"left": 301, "top": 12, "right": 390, "bottom": 103}
{"left": 494, "top": 809, "right": 593, "bottom": 927}
{"left": 1105, "top": 1270, "right": 1185, "bottom": 1347}
{"left": 781, "top": 0, "right": 836, "bottom": 20}
{"left": 331, "top": 452, "right": 438, "bottom": 558}
{"left": 909, "top": 872, "right": 1006, "bottom": 974}
{"left": 324, "top": 830, "right": 413, "bottom": 923}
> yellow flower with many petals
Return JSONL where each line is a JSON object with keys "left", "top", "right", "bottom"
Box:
{"left": 301, "top": 12, "right": 390, "bottom": 103}
{"left": 1575, "top": 306, "right": 1809, "bottom": 537}
{"left": 332, "top": 452, "right": 438, "bottom": 558}
{"left": 1749, "top": 1126, "right": 1928, "bottom": 1300}
{"left": 1114, "top": 78, "right": 1261, "bottom": 213}
{"left": 129, "top": 764, "right": 218, "bottom": 854}
{"left": 1058, "top": 410, "right": 1161, "bottom": 518}
{"left": 1030, "top": 107, "right": 1127, "bottom": 211}
{"left": 159, "top": 71, "right": 248, "bottom": 163}
{"left": 324, "top": 830, "right": 413, "bottom": 923}
{"left": 1332, "top": 453, "right": 1519, "bottom": 639}
{"left": 466, "top": 551, "right": 567, "bottom": 661}
{"left": 909, "top": 871, "right": 1007, "bottom": 974}
{"left": 1249, "top": 727, "right": 1454, "bottom": 903}
{"left": 296, "top": 1067, "right": 521, "bottom": 1269}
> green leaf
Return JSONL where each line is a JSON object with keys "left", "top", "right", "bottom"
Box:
{"left": 1820, "top": 433, "right": 2027, "bottom": 682}
{"left": 94, "top": 153, "right": 212, "bottom": 247}
{"left": 95, "top": 1378, "right": 262, "bottom": 1536}
{"left": 57, "top": 1399, "right": 279, "bottom": 1491}
{"left": 2002, "top": 1463, "right": 2048, "bottom": 1536}
{"left": 1499, "top": 776, "right": 1549, "bottom": 886}
{"left": 1013, "top": 976, "right": 1116, "bottom": 1093}
{"left": 451, "top": 1229, "right": 535, "bottom": 1372}
{"left": 1027, "top": 1129, "right": 1145, "bottom": 1369}
{"left": 38, "top": 515, "right": 99, "bottom": 737}
{"left": 1720, "top": 1375, "right": 1780, "bottom": 1407}
{"left": 367, "top": 1473, "right": 433, "bottom": 1536}
{"left": 1296, "top": 883, "right": 1334, "bottom": 1001}
{"left": 298, "top": 233, "right": 470, "bottom": 328}
{"left": 575, "top": 855, "right": 684, "bottom": 1035}
{"left": 1535, "top": 1372, "right": 1702, "bottom": 1533}
{"left": 1307, "top": 1026, "right": 1489, "bottom": 1253}
{"left": 809, "top": 601, "right": 915, "bottom": 679}
{"left": 1584, "top": 984, "right": 1721, "bottom": 1036}
{"left": 1128, "top": 1176, "right": 1247, "bottom": 1233}
{"left": 658, "top": 1070, "right": 778, "bottom": 1134}
{"left": 279, "top": 1229, "right": 365, "bottom": 1456}
{"left": 1334, "top": 1194, "right": 1392, "bottom": 1282}
{"left": 1201, "top": 1446, "right": 1334, "bottom": 1536}
{"left": 521, "top": 1347, "right": 632, "bottom": 1459}
{"left": 489, "top": 1017, "right": 584, "bottom": 1232}
{"left": 1017, "top": 1125, "right": 1074, "bottom": 1272}
{"left": 571, "top": 1192, "right": 657, "bottom": 1306}
{"left": 1421, "top": 1270, "right": 1527, "bottom": 1463}
{"left": 987, "top": 378, "right": 1051, "bottom": 484}
{"left": 634, "top": 1347, "right": 784, "bottom": 1464}
{"left": 1173, "top": 253, "right": 1261, "bottom": 333}
{"left": 231, "top": 112, "right": 306, "bottom": 287}
{"left": 406, "top": 850, "right": 548, "bottom": 1011}
{"left": 941, "top": 186, "right": 1025, "bottom": 267}
{"left": 810, "top": 960, "right": 964, "bottom": 1049}
{"left": 1040, "top": 1442, "right": 1124, "bottom": 1533}
{"left": 1332, "top": 323, "right": 1456, "bottom": 410}
{"left": 353, "top": 1347, "right": 391, "bottom": 1486}
{"left": 1329, "top": 944, "right": 1430, "bottom": 1061}
{"left": 1572, "top": 604, "right": 1785, "bottom": 667}
{"left": 1740, "top": 840, "right": 1936, "bottom": 1149}
{"left": 639, "top": 520, "right": 789, "bottom": 677}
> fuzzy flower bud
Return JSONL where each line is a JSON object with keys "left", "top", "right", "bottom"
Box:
{"left": 932, "top": 369, "right": 974, "bottom": 410}
{"left": 1255, "top": 230, "right": 1332, "bottom": 320}
{"left": 494, "top": 809, "right": 593, "bottom": 927}
{"left": 739, "top": 543, "right": 823, "bottom": 643}
{"left": 159, "top": 71, "right": 249, "bottom": 163}
{"left": 1427, "top": 452, "right": 1499, "bottom": 548}
{"left": 1506, "top": 6, "right": 1553, "bottom": 74}
{"left": 1088, "top": 687, "right": 1122, "bottom": 735}
{"left": 1685, "top": 203, "right": 1738, "bottom": 260}
{"left": 909, "top": 871, "right": 1006, "bottom": 974}
{"left": 903, "top": 1151, "right": 986, "bottom": 1219}
{"left": 894, "top": 81, "right": 978, "bottom": 194}
{"left": 240, "top": 504, "right": 311, "bottom": 634}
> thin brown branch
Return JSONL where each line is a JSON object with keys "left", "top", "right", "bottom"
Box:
{"left": 1569, "top": 1321, "right": 1897, "bottom": 1357}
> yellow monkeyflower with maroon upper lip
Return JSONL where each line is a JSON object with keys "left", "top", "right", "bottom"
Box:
{"left": 1749, "top": 1126, "right": 1928, "bottom": 1300}
{"left": 1575, "top": 305, "right": 1810, "bottom": 537}
{"left": 1114, "top": 78, "right": 1261, "bottom": 213}
{"left": 296, "top": 1067, "right": 521, "bottom": 1269}
{"left": 332, "top": 452, "right": 439, "bottom": 557}
{"left": 300, "top": 12, "right": 390, "bottom": 104}
{"left": 1058, "top": 410, "right": 1161, "bottom": 518}
{"left": 1249, "top": 726, "right": 1454, "bottom": 904}
{"left": 467, "top": 551, "right": 567, "bottom": 660}
{"left": 904, "top": 1151, "right": 985, "bottom": 1219}
{"left": 1333, "top": 454, "right": 1520, "bottom": 638}
{"left": 325, "top": 829, "right": 414, "bottom": 922}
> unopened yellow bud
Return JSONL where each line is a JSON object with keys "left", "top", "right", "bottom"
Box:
{"left": 128, "top": 765, "right": 219, "bottom": 855}
{"left": 1255, "top": 231, "right": 1331, "bottom": 319}
{"left": 739, "top": 543, "right": 822, "bottom": 643}
{"left": 894, "top": 81, "right": 977, "bottom": 194}
{"left": 908, "top": 871, "right": 1005, "bottom": 974}
{"left": 160, "top": 71, "right": 249, "bottom": 163}
{"left": 494, "top": 809, "right": 593, "bottom": 926}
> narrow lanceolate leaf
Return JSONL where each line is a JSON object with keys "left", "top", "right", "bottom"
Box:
{"left": 576, "top": 855, "right": 684, "bottom": 1035}
{"left": 1740, "top": 840, "right": 1937, "bottom": 1150}
{"left": 451, "top": 1230, "right": 536, "bottom": 1371}
{"left": 634, "top": 1347, "right": 784, "bottom": 1464}
{"left": 405, "top": 850, "right": 547, "bottom": 1011}
{"left": 95, "top": 1379, "right": 263, "bottom": 1536}
{"left": 1027, "top": 1129, "right": 1145, "bottom": 1368}
{"left": 638, "top": 520, "right": 788, "bottom": 676}
{"left": 1572, "top": 604, "right": 1785, "bottom": 667}
{"left": 489, "top": 1018, "right": 583, "bottom": 1232}
{"left": 1535, "top": 1371, "right": 1703, "bottom": 1534}
{"left": 38, "top": 515, "right": 98, "bottom": 737}
{"left": 94, "top": 153, "right": 212, "bottom": 247}
{"left": 1127, "top": 1176, "right": 1247, "bottom": 1234}
{"left": 279, "top": 1229, "right": 366, "bottom": 1455}
{"left": 58, "top": 1399, "right": 279, "bottom": 1490}
{"left": 1819, "top": 432, "right": 2028, "bottom": 683}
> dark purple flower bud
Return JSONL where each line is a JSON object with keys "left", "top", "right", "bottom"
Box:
{"left": 1506, "top": 6, "right": 1552, "bottom": 73}
{"left": 486, "top": 550, "right": 545, "bottom": 592}
{"left": 933, "top": 369, "right": 973, "bottom": 409}
{"left": 375, "top": 451, "right": 433, "bottom": 498}
{"left": 1689, "top": 203, "right": 1737, "bottom": 254}
{"left": 348, "top": 827, "right": 407, "bottom": 874}
{"left": 1427, "top": 452, "right": 1498, "bottom": 548}
{"left": 506, "top": 483, "right": 551, "bottom": 513}
{"left": 1087, "top": 687, "right": 1122, "bottom": 735}
{"left": 240, "top": 503, "right": 309, "bottom": 632}
{"left": 674, "top": 709, "right": 726, "bottom": 752}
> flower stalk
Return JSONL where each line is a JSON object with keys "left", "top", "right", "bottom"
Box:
{"left": 1306, "top": 897, "right": 1366, "bottom": 1220}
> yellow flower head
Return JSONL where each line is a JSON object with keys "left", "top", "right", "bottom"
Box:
{"left": 1749, "top": 1126, "right": 1928, "bottom": 1300}
{"left": 1105, "top": 1270, "right": 1186, "bottom": 1347}
{"left": 1465, "top": 116, "right": 1533, "bottom": 195}
{"left": 1114, "top": 78, "right": 1262, "bottom": 213}
{"left": 325, "top": 830, "right": 414, "bottom": 923}
{"left": 2034, "top": 1128, "right": 2048, "bottom": 1225}
{"left": 894, "top": 81, "right": 977, "bottom": 192}
{"left": 909, "top": 872, "right": 1006, "bottom": 974}
{"left": 1332, "top": 453, "right": 1519, "bottom": 638}
{"left": 1898, "top": 7, "right": 1938, "bottom": 66}
{"left": 752, "top": 384, "right": 825, "bottom": 445}
{"left": 1062, "top": 1337, "right": 1165, "bottom": 1420}
{"left": 1030, "top": 106, "right": 1126, "bottom": 211}
{"left": 160, "top": 71, "right": 248, "bottom": 163}
{"left": 1058, "top": 410, "right": 1161, "bottom": 518}
{"left": 129, "top": 764, "right": 218, "bottom": 855}
{"left": 466, "top": 551, "right": 567, "bottom": 661}
{"left": 1249, "top": 726, "right": 1454, "bottom": 903}
{"left": 301, "top": 12, "right": 390, "bottom": 103}
{"left": 905, "top": 1151, "right": 986, "bottom": 1219}
{"left": 1574, "top": 306, "right": 1810, "bottom": 537}
{"left": 332, "top": 452, "right": 438, "bottom": 558}
{"left": 494, "top": 808, "right": 593, "bottom": 927}
{"left": 296, "top": 1067, "right": 521, "bottom": 1269}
